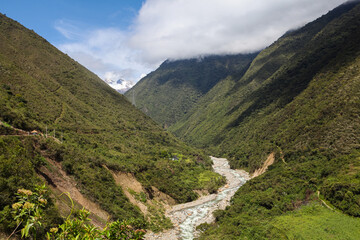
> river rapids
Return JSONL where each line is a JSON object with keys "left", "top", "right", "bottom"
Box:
{"left": 146, "top": 157, "right": 250, "bottom": 240}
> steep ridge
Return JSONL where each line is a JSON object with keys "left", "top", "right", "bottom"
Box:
{"left": 125, "top": 54, "right": 257, "bottom": 127}
{"left": 171, "top": 1, "right": 360, "bottom": 171}
{"left": 192, "top": 2, "right": 360, "bottom": 239}
{"left": 0, "top": 13, "right": 224, "bottom": 234}
{"left": 127, "top": 1, "right": 360, "bottom": 238}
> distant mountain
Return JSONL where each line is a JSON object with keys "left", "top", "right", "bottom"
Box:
{"left": 0, "top": 12, "right": 224, "bottom": 236}
{"left": 103, "top": 77, "right": 134, "bottom": 94}
{"left": 126, "top": 1, "right": 360, "bottom": 239}
{"left": 125, "top": 54, "right": 258, "bottom": 127}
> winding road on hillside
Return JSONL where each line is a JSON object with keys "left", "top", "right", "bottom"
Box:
{"left": 145, "top": 157, "right": 250, "bottom": 240}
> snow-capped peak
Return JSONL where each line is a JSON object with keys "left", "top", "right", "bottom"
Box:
{"left": 103, "top": 72, "right": 134, "bottom": 94}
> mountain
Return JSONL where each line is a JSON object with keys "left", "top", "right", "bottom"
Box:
{"left": 189, "top": 2, "right": 360, "bottom": 239}
{"left": 171, "top": 0, "right": 360, "bottom": 171}
{"left": 127, "top": 1, "right": 360, "bottom": 238}
{"left": 103, "top": 77, "right": 134, "bottom": 94}
{"left": 125, "top": 54, "right": 257, "bottom": 127}
{"left": 0, "top": 13, "right": 224, "bottom": 235}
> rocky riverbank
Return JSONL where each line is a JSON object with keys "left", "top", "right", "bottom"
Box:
{"left": 145, "top": 157, "right": 250, "bottom": 240}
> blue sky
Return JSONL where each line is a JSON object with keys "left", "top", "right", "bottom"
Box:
{"left": 0, "top": 0, "right": 348, "bottom": 86}
{"left": 0, "top": 0, "right": 144, "bottom": 44}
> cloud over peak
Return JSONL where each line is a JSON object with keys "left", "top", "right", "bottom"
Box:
{"left": 130, "top": 0, "right": 347, "bottom": 63}
{"left": 55, "top": 0, "right": 347, "bottom": 83}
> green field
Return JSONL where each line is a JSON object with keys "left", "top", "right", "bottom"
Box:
{"left": 272, "top": 203, "right": 360, "bottom": 240}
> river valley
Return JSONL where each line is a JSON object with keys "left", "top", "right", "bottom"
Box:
{"left": 145, "top": 157, "right": 250, "bottom": 240}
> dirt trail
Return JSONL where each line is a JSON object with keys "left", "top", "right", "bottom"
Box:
{"left": 0, "top": 120, "right": 62, "bottom": 143}
{"left": 145, "top": 157, "right": 250, "bottom": 240}
{"left": 0, "top": 120, "right": 29, "bottom": 136}
{"left": 317, "top": 191, "right": 334, "bottom": 210}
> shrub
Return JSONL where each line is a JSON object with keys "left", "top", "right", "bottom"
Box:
{"left": 6, "top": 186, "right": 146, "bottom": 240}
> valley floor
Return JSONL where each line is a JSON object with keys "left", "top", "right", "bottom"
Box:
{"left": 145, "top": 157, "right": 250, "bottom": 240}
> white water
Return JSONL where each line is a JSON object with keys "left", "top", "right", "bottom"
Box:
{"left": 177, "top": 157, "right": 249, "bottom": 239}
{"left": 145, "top": 157, "right": 249, "bottom": 240}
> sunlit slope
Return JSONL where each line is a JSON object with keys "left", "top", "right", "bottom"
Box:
{"left": 171, "top": 1, "right": 360, "bottom": 171}
{"left": 0, "top": 12, "right": 223, "bottom": 226}
{"left": 190, "top": 2, "right": 360, "bottom": 239}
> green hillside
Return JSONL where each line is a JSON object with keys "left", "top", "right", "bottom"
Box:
{"left": 270, "top": 203, "right": 360, "bottom": 239}
{"left": 128, "top": 1, "right": 360, "bottom": 238}
{"left": 189, "top": 2, "right": 360, "bottom": 239}
{"left": 125, "top": 54, "right": 257, "bottom": 127}
{"left": 0, "top": 13, "right": 224, "bottom": 235}
{"left": 171, "top": 1, "right": 360, "bottom": 171}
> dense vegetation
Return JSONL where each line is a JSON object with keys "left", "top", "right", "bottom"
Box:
{"left": 197, "top": 2, "right": 360, "bottom": 238}
{"left": 131, "top": 1, "right": 360, "bottom": 238}
{"left": 0, "top": 137, "right": 63, "bottom": 235}
{"left": 2, "top": 1, "right": 360, "bottom": 239}
{"left": 197, "top": 149, "right": 360, "bottom": 239}
{"left": 171, "top": 1, "right": 360, "bottom": 171}
{"left": 0, "top": 12, "right": 224, "bottom": 237}
{"left": 6, "top": 186, "right": 146, "bottom": 239}
{"left": 125, "top": 54, "right": 257, "bottom": 127}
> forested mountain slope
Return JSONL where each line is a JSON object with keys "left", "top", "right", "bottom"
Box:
{"left": 125, "top": 54, "right": 257, "bottom": 127}
{"left": 171, "top": 1, "right": 360, "bottom": 171}
{"left": 0, "top": 13, "right": 224, "bottom": 234}
{"left": 192, "top": 1, "right": 360, "bottom": 239}
{"left": 125, "top": 1, "right": 360, "bottom": 238}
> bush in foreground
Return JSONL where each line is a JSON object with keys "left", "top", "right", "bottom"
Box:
{"left": 7, "top": 185, "right": 146, "bottom": 240}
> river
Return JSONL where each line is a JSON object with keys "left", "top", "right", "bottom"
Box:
{"left": 145, "top": 156, "right": 250, "bottom": 240}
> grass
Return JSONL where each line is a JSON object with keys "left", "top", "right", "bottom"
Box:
{"left": 271, "top": 203, "right": 360, "bottom": 240}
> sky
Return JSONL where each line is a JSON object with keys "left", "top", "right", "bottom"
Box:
{"left": 0, "top": 0, "right": 349, "bottom": 85}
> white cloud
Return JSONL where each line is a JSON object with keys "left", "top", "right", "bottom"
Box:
{"left": 54, "top": 19, "right": 87, "bottom": 41}
{"left": 130, "top": 0, "right": 348, "bottom": 63}
{"left": 56, "top": 23, "right": 153, "bottom": 83}
{"left": 55, "top": 0, "right": 348, "bottom": 83}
